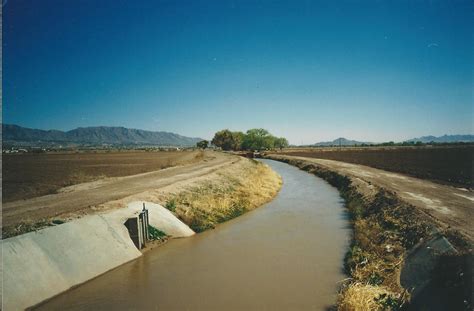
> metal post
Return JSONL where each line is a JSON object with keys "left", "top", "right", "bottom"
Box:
{"left": 142, "top": 202, "right": 149, "bottom": 241}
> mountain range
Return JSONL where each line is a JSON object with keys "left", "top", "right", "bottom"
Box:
{"left": 2, "top": 124, "right": 203, "bottom": 147}
{"left": 312, "top": 134, "right": 474, "bottom": 146}
{"left": 311, "top": 137, "right": 369, "bottom": 146}
{"left": 405, "top": 134, "right": 474, "bottom": 143}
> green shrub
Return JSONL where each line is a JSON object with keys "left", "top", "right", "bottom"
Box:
{"left": 148, "top": 225, "right": 167, "bottom": 240}
{"left": 165, "top": 199, "right": 176, "bottom": 212}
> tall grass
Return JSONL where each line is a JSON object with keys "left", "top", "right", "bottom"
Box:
{"left": 164, "top": 160, "right": 281, "bottom": 232}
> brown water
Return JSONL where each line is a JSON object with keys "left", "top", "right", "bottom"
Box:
{"left": 37, "top": 159, "right": 350, "bottom": 310}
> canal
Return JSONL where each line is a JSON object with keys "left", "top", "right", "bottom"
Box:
{"left": 37, "top": 159, "right": 350, "bottom": 310}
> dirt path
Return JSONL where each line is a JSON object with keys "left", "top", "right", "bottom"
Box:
{"left": 2, "top": 152, "right": 239, "bottom": 228}
{"left": 269, "top": 155, "right": 474, "bottom": 241}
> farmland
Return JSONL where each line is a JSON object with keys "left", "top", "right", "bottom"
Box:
{"left": 2, "top": 150, "right": 207, "bottom": 202}
{"left": 274, "top": 145, "right": 473, "bottom": 188}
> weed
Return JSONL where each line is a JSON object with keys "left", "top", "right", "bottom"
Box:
{"left": 374, "top": 293, "right": 403, "bottom": 310}
{"left": 3, "top": 220, "right": 53, "bottom": 239}
{"left": 165, "top": 199, "right": 176, "bottom": 212}
{"left": 368, "top": 272, "right": 385, "bottom": 286}
{"left": 148, "top": 225, "right": 167, "bottom": 240}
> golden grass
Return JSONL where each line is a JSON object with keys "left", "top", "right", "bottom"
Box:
{"left": 338, "top": 283, "right": 399, "bottom": 311}
{"left": 165, "top": 159, "right": 282, "bottom": 232}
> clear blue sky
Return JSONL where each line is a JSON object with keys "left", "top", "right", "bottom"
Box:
{"left": 4, "top": 0, "right": 473, "bottom": 144}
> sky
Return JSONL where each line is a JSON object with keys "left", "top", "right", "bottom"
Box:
{"left": 3, "top": 0, "right": 473, "bottom": 144}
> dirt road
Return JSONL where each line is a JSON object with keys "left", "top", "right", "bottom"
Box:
{"left": 3, "top": 150, "right": 207, "bottom": 202}
{"left": 278, "top": 146, "right": 473, "bottom": 188}
{"left": 268, "top": 155, "right": 474, "bottom": 241}
{"left": 3, "top": 152, "right": 238, "bottom": 229}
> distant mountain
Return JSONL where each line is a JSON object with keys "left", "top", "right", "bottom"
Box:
{"left": 2, "top": 124, "right": 203, "bottom": 147}
{"left": 405, "top": 134, "right": 474, "bottom": 143}
{"left": 312, "top": 137, "right": 369, "bottom": 146}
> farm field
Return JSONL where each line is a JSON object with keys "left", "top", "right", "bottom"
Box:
{"left": 274, "top": 145, "right": 473, "bottom": 188}
{"left": 2, "top": 150, "right": 207, "bottom": 202}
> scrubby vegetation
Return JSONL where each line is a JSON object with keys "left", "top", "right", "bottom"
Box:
{"left": 196, "top": 140, "right": 209, "bottom": 149}
{"left": 3, "top": 219, "right": 67, "bottom": 239}
{"left": 163, "top": 159, "right": 281, "bottom": 232}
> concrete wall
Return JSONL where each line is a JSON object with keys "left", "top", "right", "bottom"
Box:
{"left": 2, "top": 201, "right": 194, "bottom": 310}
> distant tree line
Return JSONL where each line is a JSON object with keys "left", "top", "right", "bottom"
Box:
{"left": 209, "top": 129, "right": 289, "bottom": 151}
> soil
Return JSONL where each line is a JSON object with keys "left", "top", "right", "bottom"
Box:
{"left": 2, "top": 151, "right": 238, "bottom": 232}
{"left": 275, "top": 145, "right": 473, "bottom": 188}
{"left": 2, "top": 150, "right": 207, "bottom": 202}
{"left": 267, "top": 154, "right": 474, "bottom": 243}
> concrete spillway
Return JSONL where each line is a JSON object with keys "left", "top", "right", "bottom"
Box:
{"left": 2, "top": 202, "right": 194, "bottom": 310}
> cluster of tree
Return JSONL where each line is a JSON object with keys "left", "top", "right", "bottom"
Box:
{"left": 196, "top": 140, "right": 209, "bottom": 149}
{"left": 209, "top": 128, "right": 289, "bottom": 151}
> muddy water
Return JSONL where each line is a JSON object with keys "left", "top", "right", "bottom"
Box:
{"left": 37, "top": 159, "right": 350, "bottom": 310}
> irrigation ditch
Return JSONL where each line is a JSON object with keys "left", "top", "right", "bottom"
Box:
{"left": 262, "top": 154, "right": 472, "bottom": 310}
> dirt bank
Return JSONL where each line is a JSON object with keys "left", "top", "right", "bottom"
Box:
{"left": 3, "top": 153, "right": 282, "bottom": 239}
{"left": 267, "top": 155, "right": 473, "bottom": 241}
{"left": 3, "top": 150, "right": 208, "bottom": 202}
{"left": 264, "top": 154, "right": 472, "bottom": 310}
{"left": 85, "top": 157, "right": 282, "bottom": 233}
{"left": 276, "top": 145, "right": 473, "bottom": 188}
{"left": 3, "top": 151, "right": 233, "bottom": 237}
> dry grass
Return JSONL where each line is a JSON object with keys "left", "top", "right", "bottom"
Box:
{"left": 339, "top": 195, "right": 428, "bottom": 310}
{"left": 339, "top": 283, "right": 400, "bottom": 311}
{"left": 336, "top": 189, "right": 433, "bottom": 310}
{"left": 163, "top": 159, "right": 282, "bottom": 232}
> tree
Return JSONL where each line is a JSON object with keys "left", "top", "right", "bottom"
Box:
{"left": 211, "top": 129, "right": 235, "bottom": 150}
{"left": 196, "top": 140, "right": 209, "bottom": 149}
{"left": 211, "top": 128, "right": 289, "bottom": 151}
{"left": 231, "top": 131, "right": 245, "bottom": 150}
{"left": 274, "top": 137, "right": 289, "bottom": 150}
{"left": 242, "top": 128, "right": 275, "bottom": 151}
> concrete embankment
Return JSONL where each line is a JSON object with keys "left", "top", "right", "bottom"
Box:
{"left": 2, "top": 201, "right": 194, "bottom": 310}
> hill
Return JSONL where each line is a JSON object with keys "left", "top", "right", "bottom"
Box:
{"left": 2, "top": 124, "right": 202, "bottom": 147}
{"left": 405, "top": 134, "right": 474, "bottom": 143}
{"left": 312, "top": 137, "right": 369, "bottom": 146}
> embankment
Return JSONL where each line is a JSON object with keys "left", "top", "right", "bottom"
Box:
{"left": 277, "top": 145, "right": 473, "bottom": 188}
{"left": 96, "top": 157, "right": 283, "bottom": 233}
{"left": 2, "top": 202, "right": 194, "bottom": 311}
{"left": 164, "top": 158, "right": 282, "bottom": 232}
{"left": 263, "top": 154, "right": 472, "bottom": 310}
